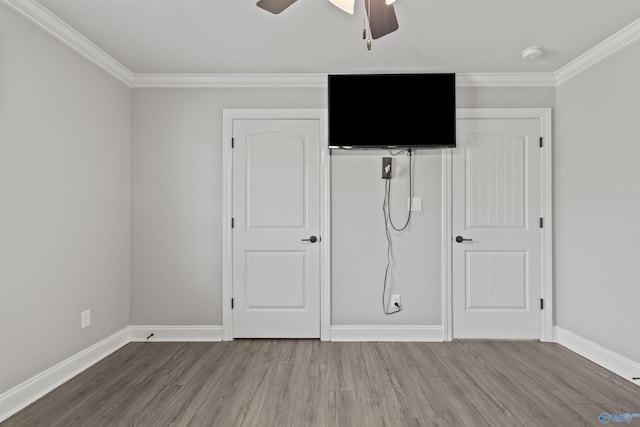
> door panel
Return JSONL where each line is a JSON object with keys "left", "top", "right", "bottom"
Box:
{"left": 466, "top": 134, "right": 527, "bottom": 229}
{"left": 453, "top": 118, "right": 541, "bottom": 338}
{"left": 466, "top": 251, "right": 527, "bottom": 310}
{"left": 246, "top": 251, "right": 306, "bottom": 309}
{"left": 246, "top": 135, "right": 306, "bottom": 228}
{"left": 232, "top": 119, "right": 320, "bottom": 338}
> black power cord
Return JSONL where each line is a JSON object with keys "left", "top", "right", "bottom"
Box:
{"left": 381, "top": 149, "right": 414, "bottom": 315}
{"left": 387, "top": 149, "right": 413, "bottom": 231}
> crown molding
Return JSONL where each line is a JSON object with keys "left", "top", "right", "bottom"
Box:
{"left": 555, "top": 17, "right": 640, "bottom": 86}
{"left": 130, "top": 72, "right": 556, "bottom": 88}
{"left": 1, "top": 0, "right": 134, "bottom": 85}
{"left": 455, "top": 73, "right": 556, "bottom": 87}
{"left": 130, "top": 73, "right": 328, "bottom": 88}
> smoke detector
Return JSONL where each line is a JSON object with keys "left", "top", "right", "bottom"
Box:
{"left": 521, "top": 46, "right": 544, "bottom": 60}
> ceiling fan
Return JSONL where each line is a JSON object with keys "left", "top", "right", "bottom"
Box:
{"left": 256, "top": 0, "right": 399, "bottom": 41}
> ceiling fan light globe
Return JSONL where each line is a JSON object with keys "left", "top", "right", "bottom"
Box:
{"left": 328, "top": 0, "right": 355, "bottom": 14}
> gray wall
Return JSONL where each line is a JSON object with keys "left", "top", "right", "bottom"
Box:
{"left": 331, "top": 150, "right": 443, "bottom": 325}
{"left": 130, "top": 86, "right": 554, "bottom": 326}
{"left": 555, "top": 41, "right": 640, "bottom": 363}
{"left": 0, "top": 5, "right": 131, "bottom": 393}
{"left": 131, "top": 88, "right": 324, "bottom": 324}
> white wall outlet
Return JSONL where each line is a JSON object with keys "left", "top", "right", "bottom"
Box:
{"left": 408, "top": 197, "right": 422, "bottom": 211}
{"left": 391, "top": 294, "right": 401, "bottom": 310}
{"left": 81, "top": 309, "right": 91, "bottom": 329}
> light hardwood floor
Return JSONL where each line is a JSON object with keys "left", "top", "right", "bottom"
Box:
{"left": 2, "top": 340, "right": 639, "bottom": 426}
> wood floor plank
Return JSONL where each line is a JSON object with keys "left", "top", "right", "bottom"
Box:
{"left": 129, "top": 385, "right": 184, "bottom": 427}
{"left": 327, "top": 342, "right": 355, "bottom": 392}
{"left": 185, "top": 340, "right": 263, "bottom": 426}
{"left": 236, "top": 357, "right": 284, "bottom": 427}
{"left": 435, "top": 361, "right": 524, "bottom": 426}
{"left": 151, "top": 339, "right": 235, "bottom": 425}
{"left": 210, "top": 347, "right": 273, "bottom": 425}
{"left": 514, "top": 341, "right": 640, "bottom": 407}
{"left": 356, "top": 396, "right": 395, "bottom": 427}
{"left": 376, "top": 343, "right": 439, "bottom": 421}
{"left": 2, "top": 340, "right": 640, "bottom": 427}
{"left": 330, "top": 391, "right": 361, "bottom": 427}
{"left": 477, "top": 373, "right": 559, "bottom": 421}
{"left": 251, "top": 360, "right": 297, "bottom": 426}
{"left": 402, "top": 345, "right": 489, "bottom": 426}
{"left": 3, "top": 342, "right": 152, "bottom": 427}
{"left": 289, "top": 363, "right": 329, "bottom": 426}
{"left": 432, "top": 376, "right": 493, "bottom": 427}
{"left": 392, "top": 419, "right": 432, "bottom": 427}
{"left": 167, "top": 341, "right": 249, "bottom": 425}
{"left": 51, "top": 343, "right": 187, "bottom": 427}
{"left": 71, "top": 348, "right": 188, "bottom": 425}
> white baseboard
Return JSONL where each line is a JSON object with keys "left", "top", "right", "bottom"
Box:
{"left": 129, "top": 325, "right": 223, "bottom": 342}
{"left": 0, "top": 327, "right": 130, "bottom": 422}
{"left": 555, "top": 326, "right": 640, "bottom": 386}
{"left": 330, "top": 325, "right": 443, "bottom": 342}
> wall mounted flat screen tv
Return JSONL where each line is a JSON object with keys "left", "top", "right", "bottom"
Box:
{"left": 328, "top": 73, "right": 456, "bottom": 149}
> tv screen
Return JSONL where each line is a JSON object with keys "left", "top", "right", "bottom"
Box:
{"left": 328, "top": 73, "right": 456, "bottom": 149}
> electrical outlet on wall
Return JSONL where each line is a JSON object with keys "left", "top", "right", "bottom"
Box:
{"left": 391, "top": 294, "right": 401, "bottom": 310}
{"left": 81, "top": 309, "right": 91, "bottom": 329}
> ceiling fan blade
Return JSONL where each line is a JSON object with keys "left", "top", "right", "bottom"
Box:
{"left": 365, "top": 0, "right": 399, "bottom": 39}
{"left": 257, "top": 0, "right": 298, "bottom": 14}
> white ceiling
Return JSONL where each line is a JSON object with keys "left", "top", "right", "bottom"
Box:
{"left": 36, "top": 0, "right": 640, "bottom": 75}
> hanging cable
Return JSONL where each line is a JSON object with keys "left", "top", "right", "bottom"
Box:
{"left": 382, "top": 177, "right": 400, "bottom": 315}
{"left": 386, "top": 149, "right": 413, "bottom": 231}
{"left": 387, "top": 148, "right": 409, "bottom": 156}
{"left": 381, "top": 148, "right": 414, "bottom": 315}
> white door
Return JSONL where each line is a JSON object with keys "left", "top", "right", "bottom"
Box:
{"left": 452, "top": 118, "right": 541, "bottom": 338}
{"left": 232, "top": 119, "right": 321, "bottom": 338}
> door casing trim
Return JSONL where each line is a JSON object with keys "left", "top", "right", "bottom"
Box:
{"left": 221, "top": 109, "right": 331, "bottom": 341}
{"left": 443, "top": 108, "right": 553, "bottom": 342}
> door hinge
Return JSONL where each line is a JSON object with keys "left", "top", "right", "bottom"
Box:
{"left": 231, "top": 218, "right": 235, "bottom": 228}
{"left": 539, "top": 137, "right": 543, "bottom": 148}
{"left": 540, "top": 298, "right": 544, "bottom": 310}
{"left": 231, "top": 298, "right": 234, "bottom": 309}
{"left": 232, "top": 138, "right": 235, "bottom": 148}
{"left": 539, "top": 218, "right": 544, "bottom": 228}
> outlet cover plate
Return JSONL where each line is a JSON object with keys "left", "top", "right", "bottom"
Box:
{"left": 81, "top": 309, "right": 91, "bottom": 329}
{"left": 390, "top": 294, "right": 401, "bottom": 308}
{"left": 408, "top": 197, "right": 422, "bottom": 211}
